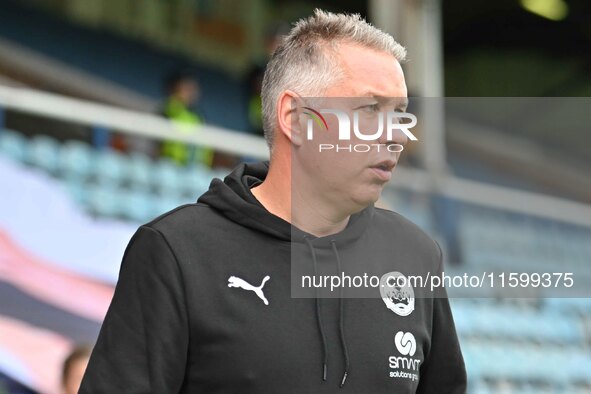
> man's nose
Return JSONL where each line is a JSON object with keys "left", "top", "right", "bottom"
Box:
{"left": 377, "top": 126, "right": 408, "bottom": 149}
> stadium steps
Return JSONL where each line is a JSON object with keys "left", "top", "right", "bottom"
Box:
{"left": 0, "top": 128, "right": 214, "bottom": 222}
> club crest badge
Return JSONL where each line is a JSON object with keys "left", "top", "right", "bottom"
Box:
{"left": 380, "top": 271, "right": 415, "bottom": 316}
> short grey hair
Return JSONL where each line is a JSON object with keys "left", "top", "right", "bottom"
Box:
{"left": 260, "top": 9, "right": 407, "bottom": 150}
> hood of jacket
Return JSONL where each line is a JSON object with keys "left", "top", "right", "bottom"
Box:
{"left": 198, "top": 161, "right": 374, "bottom": 248}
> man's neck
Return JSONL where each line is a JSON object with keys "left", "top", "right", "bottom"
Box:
{"left": 251, "top": 161, "right": 350, "bottom": 238}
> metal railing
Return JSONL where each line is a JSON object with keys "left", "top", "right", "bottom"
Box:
{"left": 1, "top": 84, "right": 590, "bottom": 228}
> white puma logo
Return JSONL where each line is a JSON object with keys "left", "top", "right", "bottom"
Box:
{"left": 228, "top": 275, "right": 270, "bottom": 305}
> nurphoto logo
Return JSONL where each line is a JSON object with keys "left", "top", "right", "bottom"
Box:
{"left": 303, "top": 106, "right": 418, "bottom": 153}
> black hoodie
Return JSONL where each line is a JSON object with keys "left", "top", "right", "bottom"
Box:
{"left": 80, "top": 161, "right": 466, "bottom": 393}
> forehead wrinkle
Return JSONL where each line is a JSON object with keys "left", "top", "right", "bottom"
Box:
{"left": 327, "top": 44, "right": 407, "bottom": 98}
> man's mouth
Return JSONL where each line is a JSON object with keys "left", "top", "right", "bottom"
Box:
{"left": 370, "top": 160, "right": 396, "bottom": 181}
{"left": 372, "top": 160, "right": 396, "bottom": 172}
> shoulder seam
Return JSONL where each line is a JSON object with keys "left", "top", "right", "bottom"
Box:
{"left": 144, "top": 202, "right": 211, "bottom": 227}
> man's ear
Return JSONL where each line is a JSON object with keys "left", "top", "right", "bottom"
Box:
{"left": 276, "top": 90, "right": 304, "bottom": 146}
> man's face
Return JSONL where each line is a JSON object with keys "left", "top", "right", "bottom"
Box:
{"left": 294, "top": 43, "right": 408, "bottom": 213}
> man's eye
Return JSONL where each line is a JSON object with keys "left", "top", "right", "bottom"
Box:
{"left": 361, "top": 103, "right": 380, "bottom": 113}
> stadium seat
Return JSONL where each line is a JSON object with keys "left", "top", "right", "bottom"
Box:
{"left": 151, "top": 159, "right": 184, "bottom": 194}
{"left": 181, "top": 165, "right": 211, "bottom": 198}
{"left": 468, "top": 379, "right": 493, "bottom": 394}
{"left": 451, "top": 300, "right": 583, "bottom": 345}
{"left": 58, "top": 140, "right": 95, "bottom": 181}
{"left": 0, "top": 129, "right": 27, "bottom": 162}
{"left": 86, "top": 184, "right": 121, "bottom": 218}
{"left": 25, "top": 135, "right": 60, "bottom": 174}
{"left": 64, "top": 179, "right": 89, "bottom": 206}
{"left": 94, "top": 149, "right": 127, "bottom": 186}
{"left": 545, "top": 298, "right": 591, "bottom": 316}
{"left": 120, "top": 189, "right": 156, "bottom": 223}
{"left": 126, "top": 152, "right": 153, "bottom": 189}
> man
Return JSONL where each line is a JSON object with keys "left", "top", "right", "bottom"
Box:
{"left": 160, "top": 70, "right": 213, "bottom": 167}
{"left": 80, "top": 10, "right": 466, "bottom": 393}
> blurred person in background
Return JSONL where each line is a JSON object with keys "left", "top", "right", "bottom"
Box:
{"left": 61, "top": 345, "right": 91, "bottom": 394}
{"left": 160, "top": 70, "right": 213, "bottom": 167}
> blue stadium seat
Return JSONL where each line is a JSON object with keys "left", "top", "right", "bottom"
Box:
{"left": 0, "top": 129, "right": 27, "bottom": 162}
{"left": 151, "top": 159, "right": 184, "bottom": 195}
{"left": 58, "top": 140, "right": 95, "bottom": 181}
{"left": 451, "top": 300, "right": 583, "bottom": 345}
{"left": 86, "top": 184, "right": 121, "bottom": 218}
{"left": 127, "top": 152, "right": 153, "bottom": 188}
{"left": 64, "top": 179, "right": 89, "bottom": 206}
{"left": 94, "top": 149, "right": 127, "bottom": 186}
{"left": 181, "top": 165, "right": 211, "bottom": 197}
{"left": 25, "top": 135, "right": 60, "bottom": 173}
{"left": 120, "top": 189, "right": 156, "bottom": 223}
{"left": 545, "top": 298, "right": 591, "bottom": 316}
{"left": 463, "top": 341, "right": 591, "bottom": 386}
{"left": 468, "top": 379, "right": 493, "bottom": 394}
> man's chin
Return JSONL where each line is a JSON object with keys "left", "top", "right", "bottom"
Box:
{"left": 351, "top": 189, "right": 383, "bottom": 211}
